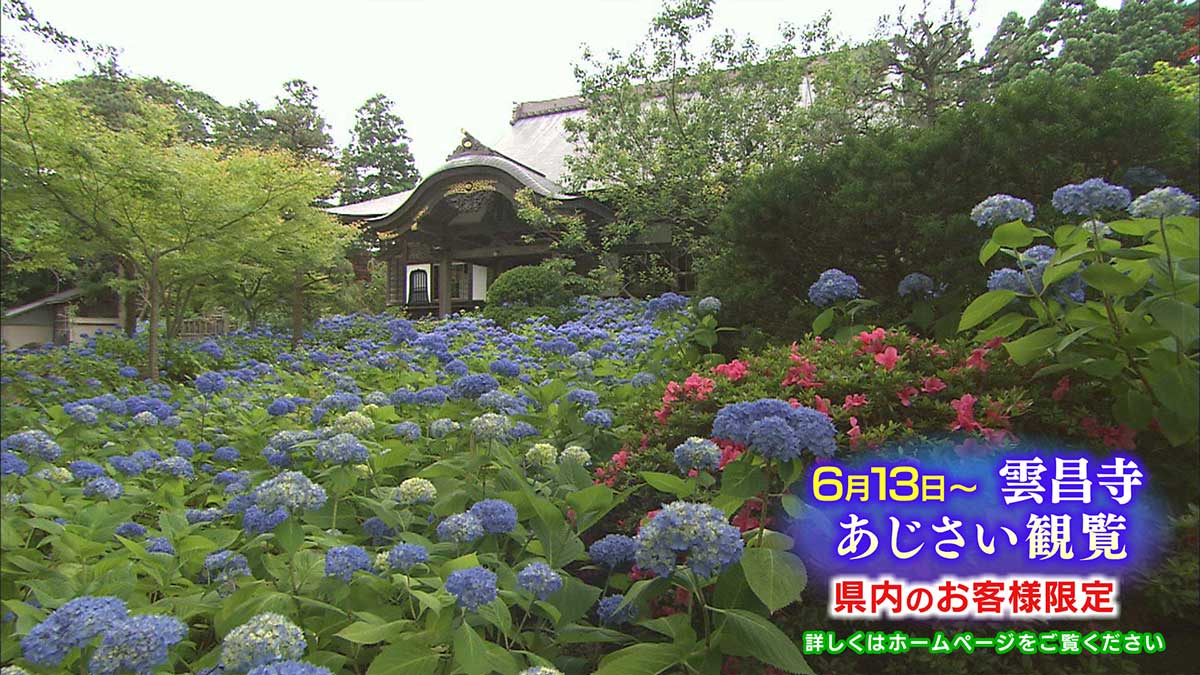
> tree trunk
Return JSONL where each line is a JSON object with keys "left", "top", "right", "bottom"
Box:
{"left": 148, "top": 256, "right": 161, "bottom": 381}
{"left": 290, "top": 269, "right": 304, "bottom": 351}
{"left": 122, "top": 258, "right": 138, "bottom": 337}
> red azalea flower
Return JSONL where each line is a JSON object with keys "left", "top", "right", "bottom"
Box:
{"left": 812, "top": 395, "right": 831, "bottom": 415}
{"left": 897, "top": 385, "right": 919, "bottom": 407}
{"left": 984, "top": 336, "right": 1006, "bottom": 349}
{"left": 683, "top": 373, "right": 716, "bottom": 400}
{"left": 712, "top": 359, "right": 749, "bottom": 381}
{"left": 964, "top": 347, "right": 991, "bottom": 371}
{"left": 874, "top": 346, "right": 900, "bottom": 371}
{"left": 929, "top": 343, "right": 949, "bottom": 357}
{"left": 717, "top": 440, "right": 744, "bottom": 469}
{"left": 843, "top": 393, "right": 868, "bottom": 409}
{"left": 856, "top": 327, "right": 887, "bottom": 354}
{"left": 848, "top": 416, "right": 862, "bottom": 447}
{"left": 1052, "top": 376, "right": 1071, "bottom": 401}
{"left": 950, "top": 394, "right": 982, "bottom": 432}
{"left": 921, "top": 376, "right": 947, "bottom": 393}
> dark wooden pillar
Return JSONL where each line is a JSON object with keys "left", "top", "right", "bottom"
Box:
{"left": 437, "top": 250, "right": 452, "bottom": 317}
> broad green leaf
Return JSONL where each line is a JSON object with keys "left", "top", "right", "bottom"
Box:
{"left": 1107, "top": 218, "right": 1157, "bottom": 237}
{"left": 976, "top": 312, "right": 1029, "bottom": 341}
{"left": 811, "top": 308, "right": 834, "bottom": 335}
{"left": 593, "top": 642, "right": 685, "bottom": 675}
{"left": 1081, "top": 264, "right": 1143, "bottom": 296}
{"left": 740, "top": 548, "right": 808, "bottom": 613}
{"left": 712, "top": 607, "right": 815, "bottom": 674}
{"left": 1148, "top": 298, "right": 1199, "bottom": 347}
{"left": 991, "top": 220, "right": 1035, "bottom": 247}
{"left": 336, "top": 620, "right": 410, "bottom": 645}
{"left": 1041, "top": 259, "right": 1082, "bottom": 287}
{"left": 452, "top": 622, "right": 491, "bottom": 675}
{"left": 959, "top": 290, "right": 1017, "bottom": 331}
{"left": 274, "top": 518, "right": 305, "bottom": 554}
{"left": 1003, "top": 328, "right": 1060, "bottom": 365}
{"left": 978, "top": 239, "right": 1001, "bottom": 264}
{"left": 639, "top": 471, "right": 695, "bottom": 498}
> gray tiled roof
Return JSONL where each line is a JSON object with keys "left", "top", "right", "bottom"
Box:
{"left": 327, "top": 96, "right": 587, "bottom": 220}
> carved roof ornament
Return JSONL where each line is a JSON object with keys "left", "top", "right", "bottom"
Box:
{"left": 446, "top": 130, "right": 498, "bottom": 161}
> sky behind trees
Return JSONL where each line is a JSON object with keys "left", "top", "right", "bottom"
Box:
{"left": 2, "top": 0, "right": 1120, "bottom": 177}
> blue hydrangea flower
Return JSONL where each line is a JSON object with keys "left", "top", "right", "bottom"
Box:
{"left": 488, "top": 359, "right": 521, "bottom": 377}
{"left": 157, "top": 456, "right": 195, "bottom": 480}
{"left": 386, "top": 543, "right": 429, "bottom": 571}
{"left": 632, "top": 372, "right": 658, "bottom": 388}
{"left": 697, "top": 296, "right": 722, "bottom": 315}
{"left": 451, "top": 374, "right": 499, "bottom": 400}
{"left": 84, "top": 477, "right": 124, "bottom": 499}
{"left": 445, "top": 359, "right": 470, "bottom": 376}
{"left": 243, "top": 505, "right": 289, "bottom": 534}
{"left": 393, "top": 421, "right": 421, "bottom": 440}
{"left": 213, "top": 446, "right": 240, "bottom": 463}
{"left": 1129, "top": 186, "right": 1199, "bottom": 218}
{"left": 195, "top": 372, "right": 227, "bottom": 396}
{"left": 807, "top": 269, "right": 860, "bottom": 307}
{"left": 673, "top": 437, "right": 721, "bottom": 474}
{"left": 314, "top": 433, "right": 368, "bottom": 465}
{"left": 583, "top": 409, "right": 613, "bottom": 428}
{"left": 118, "top": 366, "right": 139, "bottom": 378}
{"left": 712, "top": 399, "right": 837, "bottom": 459}
{"left": 362, "top": 517, "right": 395, "bottom": 544}
{"left": 437, "top": 512, "right": 484, "bottom": 543}
{"left": 173, "top": 440, "right": 195, "bottom": 458}
{"left": 88, "top": 614, "right": 186, "bottom": 675}
{"left": 1, "top": 451, "right": 28, "bottom": 476}
{"left": 1052, "top": 178, "right": 1132, "bottom": 216}
{"left": 589, "top": 534, "right": 638, "bottom": 568}
{"left": 116, "top": 522, "right": 146, "bottom": 539}
{"left": 221, "top": 613, "right": 306, "bottom": 672}
{"left": 634, "top": 501, "right": 744, "bottom": 578}
{"left": 507, "top": 421, "right": 539, "bottom": 440}
{"left": 897, "top": 272, "right": 936, "bottom": 298}
{"left": 203, "top": 550, "right": 251, "bottom": 584}
{"left": 187, "top": 508, "right": 223, "bottom": 524}
{"left": 566, "top": 388, "right": 600, "bottom": 407}
{"left": 444, "top": 566, "right": 498, "bottom": 612}
{"left": 987, "top": 267, "right": 1032, "bottom": 294}
{"left": 518, "top": 668, "right": 564, "bottom": 675}
{"left": 429, "top": 418, "right": 461, "bottom": 438}
{"left": 970, "top": 194, "right": 1035, "bottom": 227}
{"left": 1, "top": 429, "right": 62, "bottom": 461}
{"left": 469, "top": 499, "right": 518, "bottom": 534}
{"left": 517, "top": 562, "right": 563, "bottom": 600}
{"left": 146, "top": 537, "right": 175, "bottom": 555}
{"left": 325, "top": 546, "right": 372, "bottom": 582}
{"left": 67, "top": 403, "right": 100, "bottom": 424}
{"left": 596, "top": 594, "right": 638, "bottom": 625}
{"left": 568, "top": 351, "right": 594, "bottom": 369}
{"left": 20, "top": 596, "right": 129, "bottom": 667}
{"left": 267, "top": 397, "right": 296, "bottom": 417}
{"left": 253, "top": 472, "right": 328, "bottom": 512}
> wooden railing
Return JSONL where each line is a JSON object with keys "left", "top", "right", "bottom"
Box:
{"left": 178, "top": 312, "right": 232, "bottom": 340}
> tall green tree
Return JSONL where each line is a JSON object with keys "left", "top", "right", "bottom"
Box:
{"left": 565, "top": 0, "right": 892, "bottom": 286}
{"left": 703, "top": 71, "right": 1200, "bottom": 336}
{"left": 2, "top": 74, "right": 338, "bottom": 379}
{"left": 217, "top": 79, "right": 336, "bottom": 162}
{"left": 983, "top": 0, "right": 1198, "bottom": 85}
{"left": 338, "top": 93, "right": 420, "bottom": 204}
{"left": 882, "top": 0, "right": 982, "bottom": 126}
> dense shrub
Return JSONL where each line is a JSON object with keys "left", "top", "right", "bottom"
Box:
{"left": 483, "top": 262, "right": 575, "bottom": 325}
{"left": 703, "top": 71, "right": 1200, "bottom": 337}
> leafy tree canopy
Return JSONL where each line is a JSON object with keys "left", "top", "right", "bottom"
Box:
{"left": 338, "top": 93, "right": 420, "bottom": 204}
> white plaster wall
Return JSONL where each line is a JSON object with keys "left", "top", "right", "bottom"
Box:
{"left": 1, "top": 323, "right": 52, "bottom": 348}
{"left": 471, "top": 265, "right": 488, "bottom": 301}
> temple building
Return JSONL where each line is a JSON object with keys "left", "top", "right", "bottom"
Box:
{"left": 327, "top": 95, "right": 683, "bottom": 317}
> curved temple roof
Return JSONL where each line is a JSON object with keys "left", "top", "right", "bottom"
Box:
{"left": 325, "top": 97, "right": 588, "bottom": 223}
